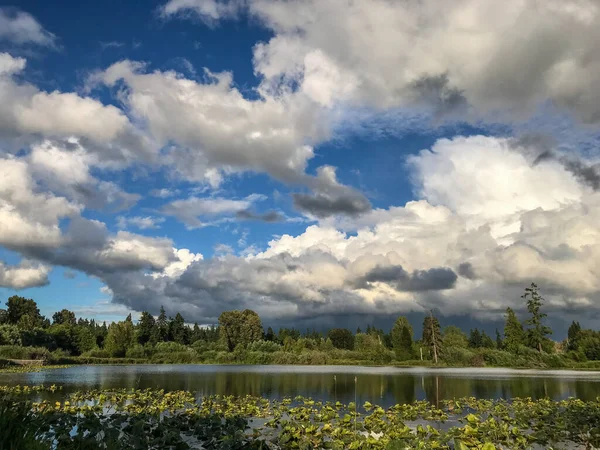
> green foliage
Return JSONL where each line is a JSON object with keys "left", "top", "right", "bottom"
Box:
{"left": 443, "top": 326, "right": 469, "bottom": 349}
{"left": 567, "top": 320, "right": 582, "bottom": 351}
{"left": 5, "top": 296, "right": 45, "bottom": 329}
{"left": 391, "top": 316, "right": 414, "bottom": 360}
{"left": 0, "top": 324, "right": 22, "bottom": 345}
{"left": 422, "top": 312, "right": 442, "bottom": 363}
{"left": 0, "top": 345, "right": 50, "bottom": 360}
{"left": 52, "top": 309, "right": 76, "bottom": 326}
{"left": 219, "top": 309, "right": 263, "bottom": 352}
{"left": 136, "top": 311, "right": 156, "bottom": 346}
{"left": 247, "top": 339, "right": 282, "bottom": 353}
{"left": 503, "top": 307, "right": 525, "bottom": 354}
{"left": 522, "top": 282, "right": 552, "bottom": 352}
{"left": 104, "top": 320, "right": 135, "bottom": 357}
{"left": 328, "top": 328, "right": 355, "bottom": 350}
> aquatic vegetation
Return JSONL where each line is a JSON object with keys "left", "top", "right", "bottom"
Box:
{"left": 0, "top": 364, "right": 72, "bottom": 374}
{"left": 1, "top": 385, "right": 600, "bottom": 449}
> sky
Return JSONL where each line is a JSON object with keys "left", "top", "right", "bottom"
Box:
{"left": 1, "top": 0, "right": 600, "bottom": 337}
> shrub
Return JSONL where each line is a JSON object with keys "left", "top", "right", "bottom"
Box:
{"left": 154, "top": 342, "right": 189, "bottom": 353}
{"left": 151, "top": 351, "right": 198, "bottom": 364}
{"left": 81, "top": 348, "right": 110, "bottom": 358}
{"left": 0, "top": 345, "right": 49, "bottom": 360}
{"left": 125, "top": 345, "right": 148, "bottom": 359}
{"left": 247, "top": 340, "right": 281, "bottom": 353}
{"left": 441, "top": 347, "right": 475, "bottom": 366}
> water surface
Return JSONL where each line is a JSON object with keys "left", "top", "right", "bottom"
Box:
{"left": 2, "top": 365, "right": 600, "bottom": 406}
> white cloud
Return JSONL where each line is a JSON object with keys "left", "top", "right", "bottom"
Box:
{"left": 0, "top": 260, "right": 50, "bottom": 289}
{"left": 0, "top": 8, "right": 56, "bottom": 47}
{"left": 117, "top": 216, "right": 165, "bottom": 230}
{"left": 166, "top": 0, "right": 600, "bottom": 123}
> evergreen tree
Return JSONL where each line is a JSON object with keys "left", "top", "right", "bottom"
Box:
{"left": 156, "top": 306, "right": 168, "bottom": 342}
{"left": 468, "top": 329, "right": 482, "bottom": 348}
{"left": 522, "top": 283, "right": 552, "bottom": 352}
{"left": 391, "top": 316, "right": 414, "bottom": 360}
{"left": 264, "top": 326, "right": 275, "bottom": 341}
{"left": 504, "top": 307, "right": 525, "bottom": 353}
{"left": 481, "top": 331, "right": 495, "bottom": 348}
{"left": 169, "top": 313, "right": 187, "bottom": 344}
{"left": 422, "top": 311, "right": 442, "bottom": 363}
{"left": 567, "top": 321, "right": 582, "bottom": 351}
{"left": 52, "top": 309, "right": 76, "bottom": 325}
{"left": 495, "top": 329, "right": 503, "bottom": 350}
{"left": 137, "top": 311, "right": 156, "bottom": 346}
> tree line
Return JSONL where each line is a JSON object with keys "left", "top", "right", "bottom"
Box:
{"left": 1, "top": 283, "right": 598, "bottom": 366}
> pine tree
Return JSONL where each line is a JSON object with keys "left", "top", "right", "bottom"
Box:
{"left": 504, "top": 307, "right": 524, "bottom": 353}
{"left": 137, "top": 311, "right": 156, "bottom": 345}
{"left": 264, "top": 327, "right": 275, "bottom": 341}
{"left": 523, "top": 283, "right": 552, "bottom": 352}
{"left": 156, "top": 306, "right": 168, "bottom": 342}
{"left": 468, "top": 329, "right": 482, "bottom": 348}
{"left": 567, "top": 321, "right": 581, "bottom": 351}
{"left": 481, "top": 331, "right": 495, "bottom": 348}
{"left": 422, "top": 311, "right": 442, "bottom": 363}
{"left": 495, "top": 329, "right": 503, "bottom": 350}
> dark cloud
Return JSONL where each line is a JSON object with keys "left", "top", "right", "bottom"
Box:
{"left": 411, "top": 73, "right": 468, "bottom": 117}
{"left": 457, "top": 262, "right": 478, "bottom": 280}
{"left": 293, "top": 191, "right": 371, "bottom": 217}
{"left": 358, "top": 264, "right": 457, "bottom": 292}
{"left": 513, "top": 134, "right": 600, "bottom": 191}
{"left": 236, "top": 209, "right": 284, "bottom": 222}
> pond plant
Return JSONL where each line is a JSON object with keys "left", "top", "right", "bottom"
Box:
{"left": 1, "top": 385, "right": 600, "bottom": 449}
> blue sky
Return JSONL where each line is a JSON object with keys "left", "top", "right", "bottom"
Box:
{"left": 1, "top": 0, "right": 600, "bottom": 336}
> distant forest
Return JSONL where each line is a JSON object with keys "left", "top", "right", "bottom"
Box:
{"left": 1, "top": 283, "right": 598, "bottom": 368}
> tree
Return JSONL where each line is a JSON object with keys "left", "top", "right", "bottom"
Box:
{"left": 218, "top": 310, "right": 264, "bottom": 352}
{"left": 495, "top": 329, "right": 503, "bottom": 350}
{"left": 442, "top": 326, "right": 469, "bottom": 349}
{"left": 391, "top": 316, "right": 414, "bottom": 360}
{"left": 52, "top": 309, "right": 76, "bottom": 326}
{"left": 5, "top": 296, "right": 44, "bottom": 328}
{"left": 169, "top": 313, "right": 188, "bottom": 344}
{"left": 504, "top": 307, "right": 525, "bottom": 353}
{"left": 0, "top": 309, "right": 7, "bottom": 324}
{"left": 468, "top": 329, "right": 482, "bottom": 348}
{"left": 137, "top": 311, "right": 156, "bottom": 346}
{"left": 422, "top": 311, "right": 442, "bottom": 363}
{"left": 156, "top": 306, "right": 168, "bottom": 342}
{"left": 264, "top": 326, "right": 275, "bottom": 342}
{"left": 327, "top": 328, "right": 355, "bottom": 350}
{"left": 76, "top": 326, "right": 97, "bottom": 354}
{"left": 481, "top": 331, "right": 495, "bottom": 349}
{"left": 567, "top": 321, "right": 582, "bottom": 351}
{"left": 104, "top": 320, "right": 135, "bottom": 357}
{"left": 522, "top": 283, "right": 552, "bottom": 352}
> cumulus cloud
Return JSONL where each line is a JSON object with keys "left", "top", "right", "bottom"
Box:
{"left": 0, "top": 260, "right": 50, "bottom": 289}
{"left": 164, "top": 0, "right": 600, "bottom": 123}
{"left": 81, "top": 135, "right": 600, "bottom": 331}
{"left": 0, "top": 8, "right": 56, "bottom": 47}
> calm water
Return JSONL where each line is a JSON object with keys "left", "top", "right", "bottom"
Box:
{"left": 2, "top": 365, "right": 600, "bottom": 407}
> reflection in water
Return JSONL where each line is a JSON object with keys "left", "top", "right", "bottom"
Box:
{"left": 1, "top": 365, "right": 600, "bottom": 407}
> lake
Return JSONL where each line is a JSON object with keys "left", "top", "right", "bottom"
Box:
{"left": 2, "top": 364, "right": 600, "bottom": 407}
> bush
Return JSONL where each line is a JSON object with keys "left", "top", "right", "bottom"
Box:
{"left": 442, "top": 347, "right": 475, "bottom": 366}
{"left": 125, "top": 345, "right": 148, "bottom": 359}
{"left": 81, "top": 348, "right": 110, "bottom": 358}
{"left": 0, "top": 345, "right": 49, "bottom": 360}
{"left": 154, "top": 342, "right": 189, "bottom": 353}
{"left": 151, "top": 351, "right": 198, "bottom": 364}
{"left": 247, "top": 340, "right": 282, "bottom": 353}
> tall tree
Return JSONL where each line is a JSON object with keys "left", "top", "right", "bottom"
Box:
{"left": 104, "top": 320, "right": 135, "bottom": 357}
{"left": 522, "top": 283, "right": 552, "bottom": 352}
{"left": 169, "top": 313, "right": 187, "bottom": 344}
{"left": 391, "top": 316, "right": 414, "bottom": 360}
{"left": 504, "top": 307, "right": 524, "bottom": 353}
{"left": 481, "top": 331, "right": 495, "bottom": 349}
{"left": 442, "top": 326, "right": 469, "bottom": 349}
{"left": 422, "top": 311, "right": 442, "bottom": 363}
{"left": 156, "top": 306, "right": 168, "bottom": 342}
{"left": 495, "top": 329, "right": 503, "bottom": 350}
{"left": 327, "top": 328, "right": 355, "bottom": 350}
{"left": 567, "top": 321, "right": 582, "bottom": 351}
{"left": 218, "top": 309, "right": 263, "bottom": 352}
{"left": 137, "top": 311, "right": 156, "bottom": 346}
{"left": 264, "top": 326, "right": 275, "bottom": 342}
{"left": 468, "top": 329, "right": 482, "bottom": 348}
{"left": 52, "top": 309, "right": 76, "bottom": 326}
{"left": 5, "top": 296, "right": 44, "bottom": 328}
